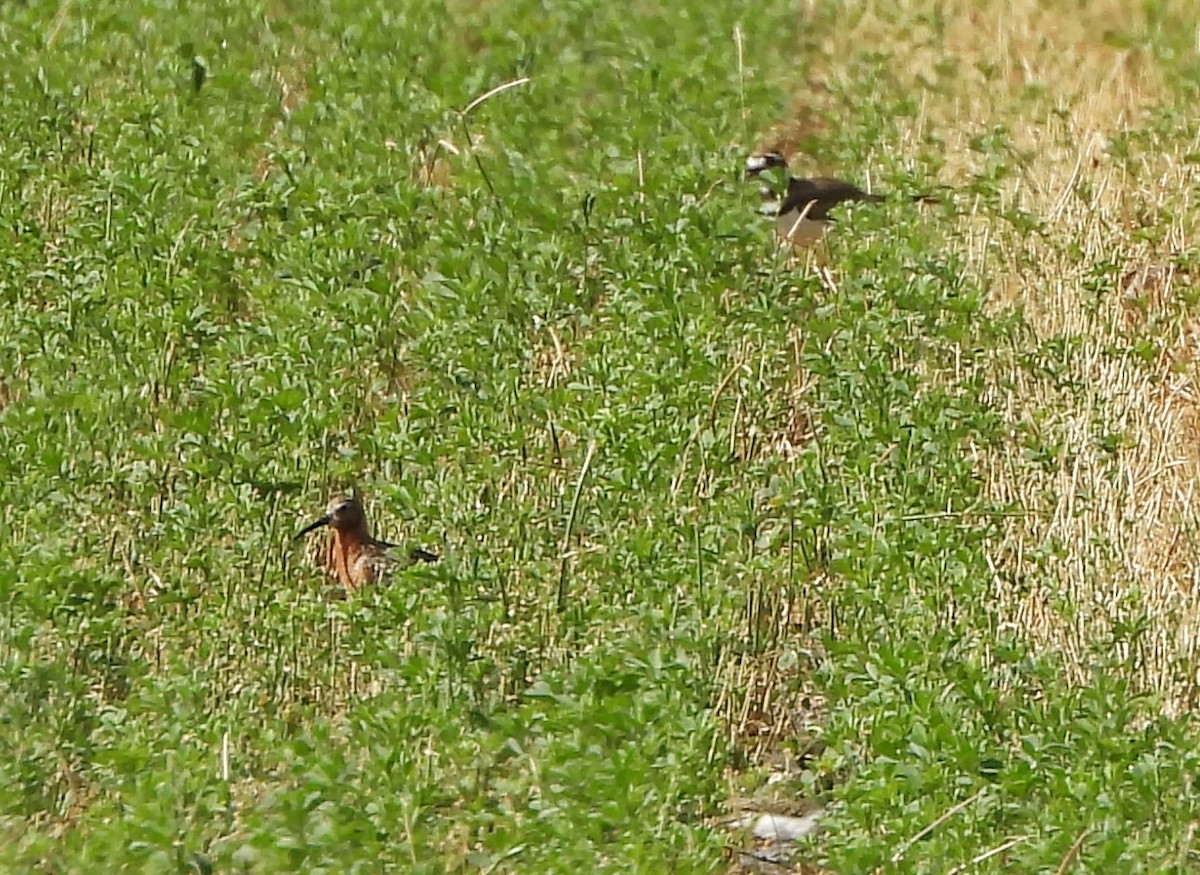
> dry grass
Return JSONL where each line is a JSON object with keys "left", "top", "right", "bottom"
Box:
{"left": 931, "top": 0, "right": 1200, "bottom": 711}
{"left": 981, "top": 218, "right": 1200, "bottom": 711}
{"left": 754, "top": 0, "right": 1200, "bottom": 712}
{"left": 731, "top": 0, "right": 1199, "bottom": 759}
{"left": 529, "top": 323, "right": 577, "bottom": 389}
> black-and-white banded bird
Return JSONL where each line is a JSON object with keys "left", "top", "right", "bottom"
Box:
{"left": 745, "top": 151, "right": 934, "bottom": 246}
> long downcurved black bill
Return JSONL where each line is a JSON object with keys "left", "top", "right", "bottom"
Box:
{"left": 293, "top": 514, "right": 332, "bottom": 540}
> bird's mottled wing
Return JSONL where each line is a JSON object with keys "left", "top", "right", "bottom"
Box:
{"left": 370, "top": 536, "right": 439, "bottom": 569}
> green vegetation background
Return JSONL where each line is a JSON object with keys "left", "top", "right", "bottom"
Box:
{"left": 2, "top": 0, "right": 1198, "bottom": 872}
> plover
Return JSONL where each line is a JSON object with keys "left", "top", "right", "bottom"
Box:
{"left": 746, "top": 151, "right": 933, "bottom": 246}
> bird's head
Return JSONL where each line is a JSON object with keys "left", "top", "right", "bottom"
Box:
{"left": 744, "top": 150, "right": 790, "bottom": 179}
{"left": 294, "top": 495, "right": 367, "bottom": 538}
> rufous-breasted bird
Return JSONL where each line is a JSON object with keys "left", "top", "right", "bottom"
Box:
{"left": 294, "top": 495, "right": 437, "bottom": 592}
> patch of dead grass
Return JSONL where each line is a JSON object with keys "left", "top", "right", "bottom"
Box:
{"left": 957, "top": 0, "right": 1200, "bottom": 709}
{"left": 744, "top": 0, "right": 1200, "bottom": 744}
{"left": 980, "top": 225, "right": 1200, "bottom": 711}
{"left": 529, "top": 323, "right": 577, "bottom": 390}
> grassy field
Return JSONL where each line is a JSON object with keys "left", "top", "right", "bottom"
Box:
{"left": 2, "top": 0, "right": 1200, "bottom": 871}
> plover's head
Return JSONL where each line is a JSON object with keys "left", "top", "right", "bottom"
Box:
{"left": 745, "top": 150, "right": 790, "bottom": 178}
{"left": 294, "top": 495, "right": 367, "bottom": 538}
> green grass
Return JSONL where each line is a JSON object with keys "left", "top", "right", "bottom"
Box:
{"left": 3, "top": 0, "right": 1200, "bottom": 872}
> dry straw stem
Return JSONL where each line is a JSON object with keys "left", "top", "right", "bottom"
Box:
{"left": 462, "top": 76, "right": 531, "bottom": 116}
{"left": 945, "top": 834, "right": 1032, "bottom": 874}
{"left": 1054, "top": 827, "right": 1093, "bottom": 874}
{"left": 883, "top": 788, "right": 989, "bottom": 868}
{"left": 44, "top": 0, "right": 74, "bottom": 48}
{"left": 459, "top": 76, "right": 532, "bottom": 196}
